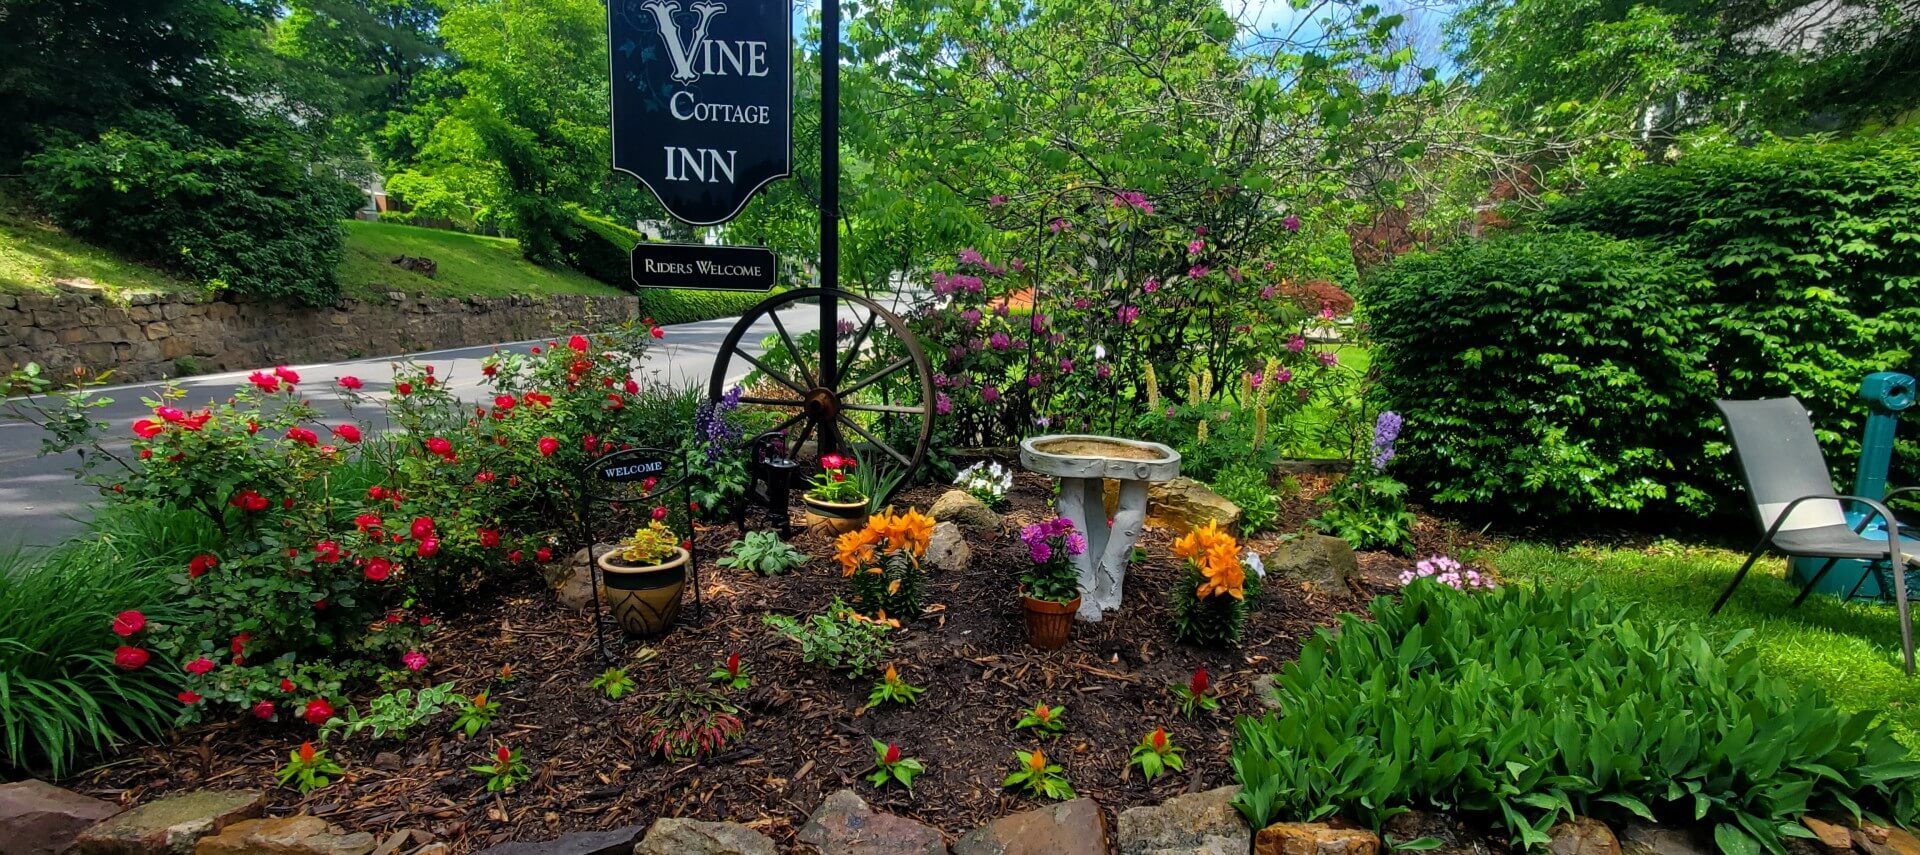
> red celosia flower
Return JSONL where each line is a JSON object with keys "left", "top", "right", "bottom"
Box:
{"left": 299, "top": 741, "right": 317, "bottom": 763}
{"left": 497, "top": 745, "right": 512, "bottom": 765}
{"left": 338, "top": 375, "right": 363, "bottom": 390}
{"left": 132, "top": 419, "right": 163, "bottom": 439}
{"left": 332, "top": 424, "right": 362, "bottom": 443}
{"left": 416, "top": 537, "right": 440, "bottom": 558}
{"left": 113, "top": 646, "right": 150, "bottom": 670}
{"left": 178, "top": 691, "right": 201, "bottom": 705}
{"left": 538, "top": 436, "right": 559, "bottom": 457}
{"left": 303, "top": 699, "right": 334, "bottom": 726}
{"left": 410, "top": 517, "right": 436, "bottom": 540}
{"left": 252, "top": 700, "right": 275, "bottom": 720}
{"left": 188, "top": 553, "right": 217, "bottom": 578}
{"left": 727, "top": 651, "right": 741, "bottom": 677}
{"left": 364, "top": 557, "right": 392, "bottom": 581}
{"left": 883, "top": 742, "right": 901, "bottom": 764}
{"left": 568, "top": 334, "right": 590, "bottom": 353}
{"left": 1189, "top": 667, "right": 1210, "bottom": 696}
{"left": 185, "top": 656, "right": 215, "bottom": 676}
{"left": 1151, "top": 727, "right": 1169, "bottom": 752}
{"left": 111, "top": 610, "right": 145, "bottom": 637}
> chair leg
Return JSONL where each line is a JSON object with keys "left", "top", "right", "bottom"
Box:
{"left": 1711, "top": 544, "right": 1769, "bottom": 615}
{"left": 1790, "top": 558, "right": 1841, "bottom": 608}
{"left": 1888, "top": 546, "right": 1915, "bottom": 676}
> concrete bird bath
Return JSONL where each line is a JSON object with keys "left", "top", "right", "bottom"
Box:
{"left": 1018, "top": 434, "right": 1181, "bottom": 621}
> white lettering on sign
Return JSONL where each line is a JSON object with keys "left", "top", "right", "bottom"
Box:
{"left": 662, "top": 146, "right": 738, "bottom": 183}
{"left": 669, "top": 91, "right": 772, "bottom": 123}
{"left": 643, "top": 258, "right": 764, "bottom": 277}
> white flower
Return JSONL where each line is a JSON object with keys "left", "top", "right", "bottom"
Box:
{"left": 1242, "top": 549, "right": 1265, "bottom": 578}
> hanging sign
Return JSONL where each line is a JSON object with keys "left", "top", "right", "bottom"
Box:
{"left": 609, "top": 0, "right": 792, "bottom": 226}
{"left": 630, "top": 242, "right": 776, "bottom": 291}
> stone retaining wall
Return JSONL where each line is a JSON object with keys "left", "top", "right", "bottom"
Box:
{"left": 0, "top": 283, "right": 651, "bottom": 383}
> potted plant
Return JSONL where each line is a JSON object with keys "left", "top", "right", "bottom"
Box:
{"left": 596, "top": 520, "right": 689, "bottom": 637}
{"left": 803, "top": 452, "right": 868, "bottom": 534}
{"left": 1018, "top": 516, "right": 1086, "bottom": 650}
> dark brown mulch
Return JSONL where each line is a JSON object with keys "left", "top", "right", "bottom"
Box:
{"left": 64, "top": 467, "right": 1496, "bottom": 853}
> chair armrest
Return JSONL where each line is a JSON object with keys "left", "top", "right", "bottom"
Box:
{"left": 1765, "top": 494, "right": 1905, "bottom": 546}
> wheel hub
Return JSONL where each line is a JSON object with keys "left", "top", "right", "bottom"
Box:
{"left": 804, "top": 387, "right": 840, "bottom": 421}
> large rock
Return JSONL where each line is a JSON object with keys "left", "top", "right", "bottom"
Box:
{"left": 1853, "top": 824, "right": 1920, "bottom": 855}
{"left": 1618, "top": 823, "right": 1710, "bottom": 855}
{"left": 1254, "top": 823, "right": 1379, "bottom": 855}
{"left": 0, "top": 780, "right": 122, "bottom": 855}
{"left": 633, "top": 819, "right": 776, "bottom": 855}
{"left": 546, "top": 547, "right": 606, "bottom": 611}
{"left": 953, "top": 798, "right": 1106, "bottom": 855}
{"left": 1263, "top": 535, "right": 1359, "bottom": 598}
{"left": 1103, "top": 479, "right": 1243, "bottom": 536}
{"left": 1116, "top": 786, "right": 1248, "bottom": 855}
{"left": 72, "top": 791, "right": 263, "bottom": 855}
{"left": 194, "top": 816, "right": 377, "bottom": 855}
{"left": 1800, "top": 818, "right": 1850, "bottom": 854}
{"left": 796, "top": 789, "right": 947, "bottom": 855}
{"left": 471, "top": 826, "right": 644, "bottom": 855}
{"left": 1547, "top": 818, "right": 1620, "bottom": 855}
{"left": 930, "top": 491, "right": 1001, "bottom": 532}
{"left": 926, "top": 522, "right": 972, "bottom": 573}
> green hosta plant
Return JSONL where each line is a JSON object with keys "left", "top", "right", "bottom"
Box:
{"left": 1014, "top": 702, "right": 1066, "bottom": 735}
{"left": 319, "top": 683, "right": 456, "bottom": 743}
{"left": 276, "top": 741, "right": 345, "bottom": 793}
{"left": 717, "top": 530, "right": 809, "bottom": 576}
{"left": 592, "top": 667, "right": 635, "bottom": 700}
{"left": 1130, "top": 727, "right": 1185, "bottom": 782}
{"left": 1003, "top": 748, "right": 1075, "bottom": 800}
{"left": 866, "top": 739, "right": 926, "bottom": 792}
{"left": 449, "top": 691, "right": 499, "bottom": 738}
{"left": 865, "top": 664, "right": 924, "bottom": 709}
{"left": 470, "top": 744, "right": 530, "bottom": 793}
{"left": 1230, "top": 581, "right": 1920, "bottom": 852}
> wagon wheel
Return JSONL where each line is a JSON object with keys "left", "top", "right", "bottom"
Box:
{"left": 708, "top": 288, "right": 935, "bottom": 498}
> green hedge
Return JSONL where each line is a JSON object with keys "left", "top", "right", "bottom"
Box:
{"left": 1363, "top": 229, "right": 1720, "bottom": 517}
{"left": 1233, "top": 582, "right": 1920, "bottom": 851}
{"left": 1548, "top": 131, "right": 1920, "bottom": 502}
{"left": 556, "top": 207, "right": 767, "bottom": 324}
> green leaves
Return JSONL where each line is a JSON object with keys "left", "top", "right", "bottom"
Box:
{"left": 1229, "top": 582, "right": 1920, "bottom": 848}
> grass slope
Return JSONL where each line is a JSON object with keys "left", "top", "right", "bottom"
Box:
{"left": 0, "top": 201, "right": 189, "bottom": 297}
{"left": 337, "top": 220, "right": 626, "bottom": 300}
{"left": 1496, "top": 540, "right": 1920, "bottom": 748}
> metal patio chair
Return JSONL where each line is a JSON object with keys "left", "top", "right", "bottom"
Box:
{"left": 1711, "top": 397, "right": 1920, "bottom": 675}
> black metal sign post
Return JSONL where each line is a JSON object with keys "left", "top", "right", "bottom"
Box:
{"left": 817, "top": 0, "right": 841, "bottom": 446}
{"left": 610, "top": 0, "right": 791, "bottom": 224}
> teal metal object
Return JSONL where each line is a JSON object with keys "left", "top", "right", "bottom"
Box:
{"left": 1792, "top": 372, "right": 1917, "bottom": 599}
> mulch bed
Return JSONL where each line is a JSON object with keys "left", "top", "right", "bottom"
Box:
{"left": 64, "top": 465, "right": 1492, "bottom": 853}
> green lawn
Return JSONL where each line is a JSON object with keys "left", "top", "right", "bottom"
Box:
{"left": 1496, "top": 540, "right": 1920, "bottom": 748}
{"left": 0, "top": 201, "right": 189, "bottom": 297}
{"left": 337, "top": 220, "right": 628, "bottom": 300}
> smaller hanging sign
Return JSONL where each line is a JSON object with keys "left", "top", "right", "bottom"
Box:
{"left": 630, "top": 242, "right": 776, "bottom": 292}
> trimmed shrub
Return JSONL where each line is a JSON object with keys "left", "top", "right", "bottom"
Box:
{"left": 556, "top": 207, "right": 767, "bottom": 324}
{"left": 1232, "top": 581, "right": 1920, "bottom": 849}
{"left": 1363, "top": 229, "right": 1719, "bottom": 518}
{"left": 26, "top": 120, "right": 362, "bottom": 306}
{"left": 1548, "top": 131, "right": 1920, "bottom": 492}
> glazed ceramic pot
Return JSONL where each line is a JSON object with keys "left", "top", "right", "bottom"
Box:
{"left": 596, "top": 546, "right": 690, "bottom": 637}
{"left": 803, "top": 495, "right": 870, "bottom": 536}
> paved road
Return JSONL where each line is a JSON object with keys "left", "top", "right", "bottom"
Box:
{"left": 0, "top": 305, "right": 822, "bottom": 550}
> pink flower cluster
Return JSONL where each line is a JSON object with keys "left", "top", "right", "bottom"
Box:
{"left": 1398, "top": 555, "right": 1494, "bottom": 591}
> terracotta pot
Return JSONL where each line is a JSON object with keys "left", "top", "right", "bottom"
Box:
{"left": 596, "top": 546, "right": 689, "bottom": 637}
{"left": 1020, "top": 590, "right": 1080, "bottom": 650}
{"left": 803, "top": 495, "right": 870, "bottom": 536}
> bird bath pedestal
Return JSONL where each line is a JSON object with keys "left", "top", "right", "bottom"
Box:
{"left": 1018, "top": 434, "right": 1181, "bottom": 621}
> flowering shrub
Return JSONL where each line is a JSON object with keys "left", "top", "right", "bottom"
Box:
{"left": 836, "top": 508, "right": 935, "bottom": 620}
{"left": 1018, "top": 517, "right": 1085, "bottom": 604}
{"left": 954, "top": 461, "right": 1013, "bottom": 507}
{"left": 1169, "top": 523, "right": 1254, "bottom": 647}
{"left": 1399, "top": 555, "right": 1495, "bottom": 592}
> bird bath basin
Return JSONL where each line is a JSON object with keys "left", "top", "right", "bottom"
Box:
{"left": 1018, "top": 434, "right": 1181, "bottom": 621}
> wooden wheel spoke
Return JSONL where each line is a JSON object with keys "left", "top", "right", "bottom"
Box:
{"left": 838, "top": 415, "right": 912, "bottom": 468}
{"left": 739, "top": 395, "right": 806, "bottom": 408}
{"left": 792, "top": 415, "right": 819, "bottom": 458}
{"left": 764, "top": 410, "right": 807, "bottom": 438}
{"left": 731, "top": 347, "right": 809, "bottom": 398}
{"left": 842, "top": 402, "right": 925, "bottom": 415}
{"left": 768, "top": 310, "right": 814, "bottom": 387}
{"left": 840, "top": 356, "right": 913, "bottom": 399}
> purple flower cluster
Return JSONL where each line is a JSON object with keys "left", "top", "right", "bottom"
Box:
{"left": 695, "top": 386, "right": 744, "bottom": 462}
{"left": 1112, "top": 191, "right": 1154, "bottom": 214}
{"left": 1021, "top": 516, "right": 1086, "bottom": 564}
{"left": 1371, "top": 410, "right": 1402, "bottom": 469}
{"left": 932, "top": 272, "right": 985, "bottom": 297}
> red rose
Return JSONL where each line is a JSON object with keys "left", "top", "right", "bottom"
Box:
{"left": 338, "top": 375, "right": 363, "bottom": 390}
{"left": 178, "top": 691, "right": 201, "bottom": 705}
{"left": 478, "top": 529, "right": 500, "bottom": 548}
{"left": 113, "top": 646, "right": 150, "bottom": 670}
{"left": 252, "top": 700, "right": 276, "bottom": 719}
{"left": 185, "top": 656, "right": 215, "bottom": 676}
{"left": 493, "top": 394, "right": 516, "bottom": 412}
{"left": 568, "top": 334, "right": 590, "bottom": 353}
{"left": 303, "top": 699, "right": 335, "bottom": 726}
{"left": 605, "top": 394, "right": 625, "bottom": 410}
{"left": 416, "top": 537, "right": 440, "bottom": 558}
{"left": 188, "top": 553, "right": 217, "bottom": 578}
{"left": 475, "top": 471, "right": 495, "bottom": 484}
{"left": 650, "top": 326, "right": 665, "bottom": 339}
{"left": 247, "top": 371, "right": 280, "bottom": 393}
{"left": 508, "top": 550, "right": 523, "bottom": 563}
{"left": 313, "top": 541, "right": 342, "bottom": 564}
{"left": 395, "top": 381, "right": 412, "bottom": 395}
{"left": 181, "top": 410, "right": 211, "bottom": 431}
{"left": 537, "top": 436, "right": 559, "bottom": 457}
{"left": 132, "top": 419, "right": 163, "bottom": 439}
{"left": 426, "top": 437, "right": 453, "bottom": 457}
{"left": 332, "top": 424, "right": 362, "bottom": 443}
{"left": 280, "top": 678, "right": 296, "bottom": 693}
{"left": 536, "top": 547, "right": 553, "bottom": 563}
{"left": 154, "top": 406, "right": 186, "bottom": 423}
{"left": 273, "top": 365, "right": 301, "bottom": 385}
{"left": 482, "top": 363, "right": 498, "bottom": 377}
{"left": 410, "top": 517, "right": 436, "bottom": 540}
{"left": 285, "top": 426, "right": 319, "bottom": 446}
{"left": 624, "top": 377, "right": 640, "bottom": 394}
{"left": 111, "top": 610, "right": 146, "bottom": 637}
{"left": 368, "top": 485, "right": 388, "bottom": 501}
{"left": 530, "top": 346, "right": 541, "bottom": 354}
{"left": 230, "top": 633, "right": 251, "bottom": 656}
{"left": 364, "top": 557, "right": 393, "bottom": 581}
{"left": 354, "top": 513, "right": 383, "bottom": 532}
{"left": 651, "top": 506, "right": 668, "bottom": 521}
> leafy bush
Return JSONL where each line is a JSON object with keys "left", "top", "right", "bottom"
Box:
{"left": 1231, "top": 581, "right": 1920, "bottom": 851}
{"left": 1210, "top": 463, "right": 1278, "bottom": 533}
{"left": 27, "top": 120, "right": 362, "bottom": 305}
{"left": 1548, "top": 131, "right": 1920, "bottom": 495}
{"left": 764, "top": 599, "right": 895, "bottom": 677}
{"left": 1363, "top": 229, "right": 1718, "bottom": 518}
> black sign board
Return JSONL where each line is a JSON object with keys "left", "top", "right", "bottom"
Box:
{"left": 630, "top": 242, "right": 776, "bottom": 291}
{"left": 609, "top": 0, "right": 792, "bottom": 226}
{"left": 595, "top": 454, "right": 670, "bottom": 483}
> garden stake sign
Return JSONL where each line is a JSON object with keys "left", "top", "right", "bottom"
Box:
{"left": 579, "top": 447, "right": 701, "bottom": 660}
